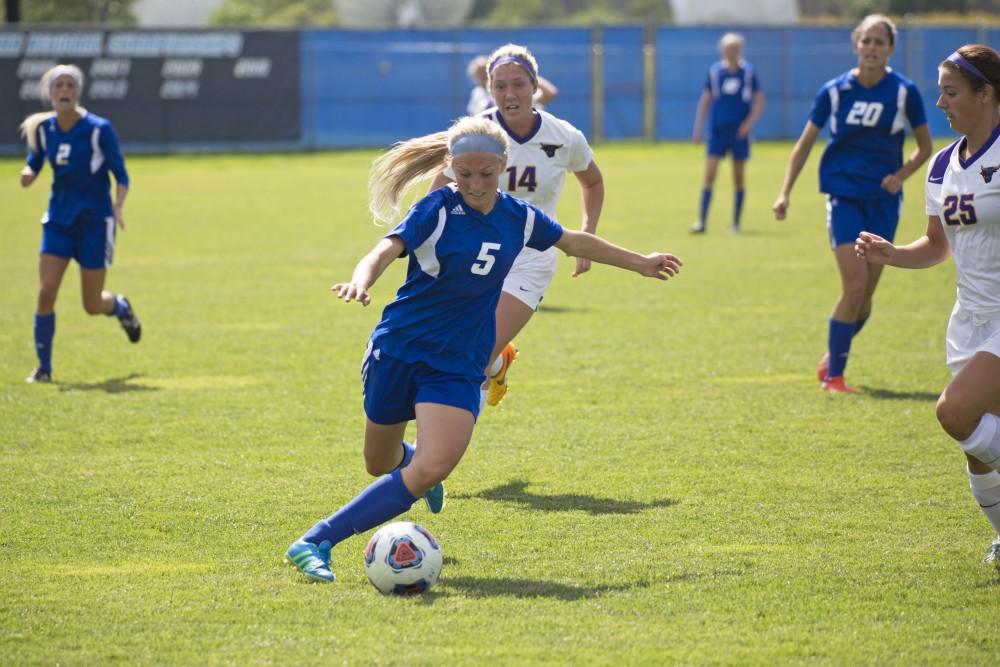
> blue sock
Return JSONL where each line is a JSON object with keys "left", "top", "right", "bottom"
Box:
{"left": 734, "top": 189, "right": 745, "bottom": 226}
{"left": 827, "top": 318, "right": 856, "bottom": 378}
{"left": 394, "top": 441, "right": 415, "bottom": 471}
{"left": 699, "top": 188, "right": 712, "bottom": 224}
{"left": 34, "top": 313, "right": 55, "bottom": 373}
{"left": 108, "top": 294, "right": 128, "bottom": 319}
{"left": 301, "top": 468, "right": 418, "bottom": 547}
{"left": 853, "top": 316, "right": 869, "bottom": 337}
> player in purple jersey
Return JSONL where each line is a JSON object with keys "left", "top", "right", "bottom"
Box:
{"left": 773, "top": 15, "right": 932, "bottom": 394}
{"left": 691, "top": 33, "right": 765, "bottom": 234}
{"left": 18, "top": 64, "right": 140, "bottom": 384}
{"left": 857, "top": 45, "right": 1000, "bottom": 564}
{"left": 285, "top": 116, "right": 683, "bottom": 583}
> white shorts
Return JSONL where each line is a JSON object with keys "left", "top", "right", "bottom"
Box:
{"left": 502, "top": 246, "right": 558, "bottom": 310}
{"left": 945, "top": 302, "right": 1000, "bottom": 377}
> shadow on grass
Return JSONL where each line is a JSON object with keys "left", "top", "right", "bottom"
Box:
{"left": 858, "top": 386, "right": 939, "bottom": 402}
{"left": 439, "top": 570, "right": 744, "bottom": 600}
{"left": 58, "top": 373, "right": 158, "bottom": 394}
{"left": 452, "top": 479, "right": 677, "bottom": 515}
{"left": 536, "top": 304, "right": 588, "bottom": 314}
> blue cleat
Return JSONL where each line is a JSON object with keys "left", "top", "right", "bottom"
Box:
{"left": 423, "top": 482, "right": 445, "bottom": 514}
{"left": 285, "top": 539, "right": 335, "bottom": 583}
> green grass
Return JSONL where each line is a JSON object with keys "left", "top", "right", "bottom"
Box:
{"left": 2, "top": 142, "right": 999, "bottom": 665}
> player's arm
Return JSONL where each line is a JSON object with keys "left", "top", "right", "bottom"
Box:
{"left": 773, "top": 121, "right": 821, "bottom": 220}
{"left": 428, "top": 171, "right": 453, "bottom": 193}
{"left": 20, "top": 165, "right": 38, "bottom": 187}
{"left": 112, "top": 183, "right": 128, "bottom": 229}
{"left": 534, "top": 75, "right": 558, "bottom": 106}
{"left": 332, "top": 236, "right": 406, "bottom": 306}
{"left": 570, "top": 160, "right": 605, "bottom": 278}
{"left": 855, "top": 215, "right": 950, "bottom": 269}
{"left": 692, "top": 90, "right": 711, "bottom": 143}
{"left": 554, "top": 229, "right": 682, "bottom": 280}
{"left": 881, "top": 124, "right": 932, "bottom": 194}
{"left": 738, "top": 90, "right": 765, "bottom": 138}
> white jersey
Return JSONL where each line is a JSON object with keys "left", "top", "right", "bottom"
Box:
{"left": 925, "top": 130, "right": 1000, "bottom": 315}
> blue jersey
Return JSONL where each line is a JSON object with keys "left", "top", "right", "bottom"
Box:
{"left": 371, "top": 185, "right": 563, "bottom": 377}
{"left": 808, "top": 69, "right": 927, "bottom": 200}
{"left": 705, "top": 61, "right": 760, "bottom": 129}
{"left": 25, "top": 112, "right": 129, "bottom": 228}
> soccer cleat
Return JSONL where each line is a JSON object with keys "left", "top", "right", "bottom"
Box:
{"left": 817, "top": 352, "right": 830, "bottom": 382}
{"left": 487, "top": 342, "right": 518, "bottom": 407}
{"left": 821, "top": 375, "right": 857, "bottom": 394}
{"left": 730, "top": 223, "right": 741, "bottom": 234}
{"left": 423, "top": 481, "right": 446, "bottom": 514}
{"left": 26, "top": 368, "right": 52, "bottom": 384}
{"left": 117, "top": 296, "right": 141, "bottom": 343}
{"left": 689, "top": 221, "right": 706, "bottom": 234}
{"left": 984, "top": 536, "right": 1000, "bottom": 565}
{"left": 285, "top": 539, "right": 335, "bottom": 583}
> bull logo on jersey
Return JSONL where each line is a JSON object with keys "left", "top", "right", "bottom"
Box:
{"left": 980, "top": 164, "right": 1000, "bottom": 184}
{"left": 539, "top": 143, "right": 563, "bottom": 158}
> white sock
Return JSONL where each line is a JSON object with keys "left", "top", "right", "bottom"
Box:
{"left": 958, "top": 414, "right": 1000, "bottom": 469}
{"left": 968, "top": 467, "right": 1000, "bottom": 536}
{"left": 488, "top": 354, "right": 504, "bottom": 377}
{"left": 479, "top": 388, "right": 487, "bottom": 413}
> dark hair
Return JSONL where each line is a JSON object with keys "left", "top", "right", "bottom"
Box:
{"left": 852, "top": 14, "right": 896, "bottom": 48}
{"left": 941, "top": 44, "right": 1000, "bottom": 102}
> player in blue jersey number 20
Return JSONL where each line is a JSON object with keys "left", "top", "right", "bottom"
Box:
{"left": 285, "top": 116, "right": 682, "bottom": 583}
{"left": 18, "top": 64, "right": 141, "bottom": 384}
{"left": 773, "top": 14, "right": 932, "bottom": 394}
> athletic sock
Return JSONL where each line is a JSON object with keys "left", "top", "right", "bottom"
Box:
{"left": 394, "top": 440, "right": 415, "bottom": 471}
{"left": 853, "top": 316, "right": 869, "bottom": 337}
{"left": 699, "top": 188, "right": 712, "bottom": 225}
{"left": 34, "top": 313, "right": 55, "bottom": 373}
{"left": 488, "top": 354, "right": 504, "bottom": 377}
{"left": 968, "top": 467, "right": 1000, "bottom": 535}
{"left": 959, "top": 413, "right": 1000, "bottom": 469}
{"left": 733, "top": 189, "right": 745, "bottom": 226}
{"left": 827, "top": 318, "right": 855, "bottom": 378}
{"left": 109, "top": 294, "right": 129, "bottom": 319}
{"left": 301, "top": 468, "right": 418, "bottom": 548}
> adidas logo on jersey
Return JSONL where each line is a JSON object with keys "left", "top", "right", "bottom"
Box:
{"left": 450, "top": 204, "right": 466, "bottom": 215}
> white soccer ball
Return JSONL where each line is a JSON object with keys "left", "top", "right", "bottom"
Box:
{"left": 363, "top": 521, "right": 442, "bottom": 595}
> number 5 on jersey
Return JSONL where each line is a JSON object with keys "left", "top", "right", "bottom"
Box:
{"left": 471, "top": 242, "right": 501, "bottom": 275}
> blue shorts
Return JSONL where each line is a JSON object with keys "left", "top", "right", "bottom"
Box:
{"left": 361, "top": 344, "right": 482, "bottom": 425}
{"left": 41, "top": 216, "right": 115, "bottom": 269}
{"left": 825, "top": 194, "right": 901, "bottom": 248}
{"left": 707, "top": 125, "right": 749, "bottom": 161}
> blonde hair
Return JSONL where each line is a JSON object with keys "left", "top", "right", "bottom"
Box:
{"left": 19, "top": 64, "right": 86, "bottom": 154}
{"left": 368, "top": 116, "right": 509, "bottom": 226}
{"left": 852, "top": 14, "right": 897, "bottom": 48}
{"left": 719, "top": 33, "right": 744, "bottom": 50}
{"left": 467, "top": 55, "right": 488, "bottom": 83}
{"left": 486, "top": 44, "right": 540, "bottom": 89}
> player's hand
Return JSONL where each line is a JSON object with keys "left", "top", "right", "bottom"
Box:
{"left": 332, "top": 282, "right": 372, "bottom": 306}
{"left": 855, "top": 231, "right": 896, "bottom": 265}
{"left": 692, "top": 129, "right": 703, "bottom": 145}
{"left": 772, "top": 194, "right": 789, "bottom": 221}
{"left": 572, "top": 257, "right": 591, "bottom": 277}
{"left": 881, "top": 173, "right": 902, "bottom": 194}
{"left": 637, "top": 253, "right": 683, "bottom": 280}
{"left": 113, "top": 204, "right": 125, "bottom": 230}
{"left": 737, "top": 122, "right": 751, "bottom": 139}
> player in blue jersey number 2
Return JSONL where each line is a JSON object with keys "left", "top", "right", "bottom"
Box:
{"left": 286, "top": 116, "right": 682, "bottom": 582}
{"left": 773, "top": 14, "right": 932, "bottom": 394}
{"left": 857, "top": 45, "right": 1000, "bottom": 563}
{"left": 18, "top": 64, "right": 140, "bottom": 384}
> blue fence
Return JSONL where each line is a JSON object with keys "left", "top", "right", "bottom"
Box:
{"left": 1, "top": 24, "right": 995, "bottom": 155}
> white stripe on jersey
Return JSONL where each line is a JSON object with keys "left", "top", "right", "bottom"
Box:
{"left": 890, "top": 83, "right": 908, "bottom": 135}
{"left": 104, "top": 216, "right": 115, "bottom": 266}
{"left": 90, "top": 127, "right": 104, "bottom": 174}
{"left": 522, "top": 207, "right": 536, "bottom": 248}
{"left": 709, "top": 66, "right": 720, "bottom": 100}
{"left": 742, "top": 66, "right": 753, "bottom": 103}
{"left": 413, "top": 206, "right": 448, "bottom": 278}
{"left": 828, "top": 86, "right": 840, "bottom": 134}
{"left": 39, "top": 125, "right": 47, "bottom": 153}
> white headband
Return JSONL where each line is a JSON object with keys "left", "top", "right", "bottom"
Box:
{"left": 48, "top": 65, "right": 82, "bottom": 90}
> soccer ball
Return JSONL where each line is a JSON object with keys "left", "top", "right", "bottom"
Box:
{"left": 363, "top": 521, "right": 442, "bottom": 595}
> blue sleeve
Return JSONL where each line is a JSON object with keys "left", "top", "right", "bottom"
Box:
{"left": 905, "top": 82, "right": 927, "bottom": 129}
{"left": 807, "top": 84, "right": 831, "bottom": 128}
{"left": 526, "top": 207, "right": 563, "bottom": 251}
{"left": 387, "top": 193, "right": 444, "bottom": 255}
{"left": 752, "top": 70, "right": 761, "bottom": 93}
{"left": 99, "top": 122, "right": 129, "bottom": 186}
{"left": 25, "top": 127, "right": 44, "bottom": 174}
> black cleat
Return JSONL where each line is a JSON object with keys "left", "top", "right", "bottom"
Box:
{"left": 118, "top": 296, "right": 141, "bottom": 343}
{"left": 26, "top": 368, "right": 52, "bottom": 383}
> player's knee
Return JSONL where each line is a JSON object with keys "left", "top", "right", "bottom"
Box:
{"left": 936, "top": 393, "right": 975, "bottom": 441}
{"left": 82, "top": 297, "right": 105, "bottom": 315}
{"left": 37, "top": 284, "right": 58, "bottom": 309}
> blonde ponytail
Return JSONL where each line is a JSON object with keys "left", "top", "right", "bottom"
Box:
{"left": 19, "top": 112, "right": 55, "bottom": 154}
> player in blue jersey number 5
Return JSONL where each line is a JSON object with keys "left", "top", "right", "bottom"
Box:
{"left": 285, "top": 116, "right": 682, "bottom": 582}
{"left": 773, "top": 15, "right": 932, "bottom": 394}
{"left": 18, "top": 64, "right": 141, "bottom": 384}
{"left": 857, "top": 45, "right": 1000, "bottom": 564}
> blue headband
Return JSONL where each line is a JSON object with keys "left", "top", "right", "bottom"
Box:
{"left": 489, "top": 55, "right": 537, "bottom": 82}
{"left": 948, "top": 52, "right": 991, "bottom": 84}
{"left": 450, "top": 134, "right": 505, "bottom": 157}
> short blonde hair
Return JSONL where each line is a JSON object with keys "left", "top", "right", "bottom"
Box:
{"left": 368, "top": 116, "right": 508, "bottom": 225}
{"left": 19, "top": 64, "right": 86, "bottom": 154}
{"left": 486, "top": 43, "right": 539, "bottom": 89}
{"left": 852, "top": 14, "right": 897, "bottom": 48}
{"left": 719, "top": 33, "right": 744, "bottom": 50}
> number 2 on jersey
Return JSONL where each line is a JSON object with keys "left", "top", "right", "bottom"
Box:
{"left": 942, "top": 194, "right": 977, "bottom": 226}
{"left": 471, "top": 242, "right": 501, "bottom": 275}
{"left": 506, "top": 166, "right": 537, "bottom": 192}
{"left": 55, "top": 143, "right": 71, "bottom": 165}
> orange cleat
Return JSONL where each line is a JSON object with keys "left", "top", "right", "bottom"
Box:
{"left": 821, "top": 375, "right": 857, "bottom": 394}
{"left": 487, "top": 342, "right": 518, "bottom": 407}
{"left": 817, "top": 352, "right": 830, "bottom": 383}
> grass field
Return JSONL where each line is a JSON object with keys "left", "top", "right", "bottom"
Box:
{"left": 2, "top": 141, "right": 999, "bottom": 665}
